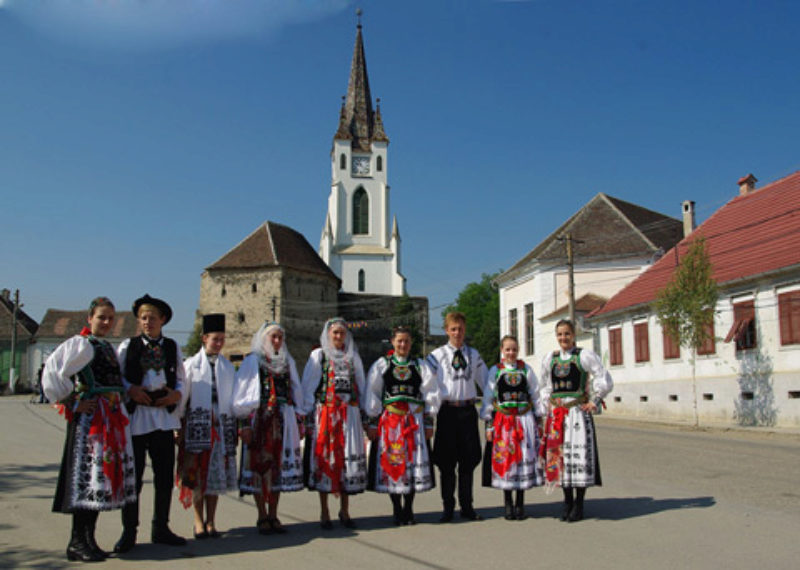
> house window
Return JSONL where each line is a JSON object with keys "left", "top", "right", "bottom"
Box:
{"left": 662, "top": 328, "right": 680, "bottom": 360}
{"left": 251, "top": 283, "right": 257, "bottom": 293}
{"left": 508, "top": 308, "right": 518, "bottom": 338}
{"left": 524, "top": 303, "right": 534, "bottom": 356}
{"left": 358, "top": 269, "right": 365, "bottom": 292}
{"left": 697, "top": 322, "right": 716, "bottom": 355}
{"left": 725, "top": 299, "right": 756, "bottom": 351}
{"left": 609, "top": 326, "right": 623, "bottom": 365}
{"left": 779, "top": 290, "right": 800, "bottom": 345}
{"left": 634, "top": 321, "right": 649, "bottom": 363}
{"left": 237, "top": 312, "right": 246, "bottom": 324}
{"left": 352, "top": 188, "right": 369, "bottom": 235}
{"left": 377, "top": 155, "right": 383, "bottom": 172}
{"left": 221, "top": 285, "right": 226, "bottom": 297}
{"left": 340, "top": 153, "right": 346, "bottom": 170}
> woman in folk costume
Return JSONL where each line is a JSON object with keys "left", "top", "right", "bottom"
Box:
{"left": 177, "top": 314, "right": 238, "bottom": 539}
{"left": 43, "top": 297, "right": 136, "bottom": 562}
{"left": 539, "top": 319, "right": 613, "bottom": 522}
{"left": 233, "top": 322, "right": 304, "bottom": 535}
{"left": 365, "top": 326, "right": 440, "bottom": 525}
{"left": 480, "top": 336, "right": 544, "bottom": 521}
{"left": 300, "top": 317, "right": 367, "bottom": 529}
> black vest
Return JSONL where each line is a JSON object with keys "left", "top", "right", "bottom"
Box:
{"left": 124, "top": 335, "right": 178, "bottom": 413}
{"left": 87, "top": 337, "right": 123, "bottom": 389}
{"left": 382, "top": 357, "right": 423, "bottom": 402}
{"left": 259, "top": 361, "right": 291, "bottom": 404}
{"left": 315, "top": 354, "right": 356, "bottom": 402}
{"left": 495, "top": 362, "right": 530, "bottom": 405}
{"left": 549, "top": 348, "right": 587, "bottom": 397}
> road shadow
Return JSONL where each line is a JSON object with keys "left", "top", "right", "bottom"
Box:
{"left": 573, "top": 496, "right": 716, "bottom": 521}
{"left": 0, "top": 462, "right": 59, "bottom": 495}
{"left": 0, "top": 543, "right": 68, "bottom": 569}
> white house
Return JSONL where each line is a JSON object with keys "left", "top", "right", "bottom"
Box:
{"left": 495, "top": 193, "right": 683, "bottom": 369}
{"left": 588, "top": 172, "right": 800, "bottom": 428}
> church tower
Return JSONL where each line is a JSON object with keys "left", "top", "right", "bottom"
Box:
{"left": 319, "top": 16, "right": 406, "bottom": 296}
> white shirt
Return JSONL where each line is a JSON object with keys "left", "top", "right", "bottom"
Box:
{"left": 299, "top": 348, "right": 366, "bottom": 415}
{"left": 364, "top": 355, "right": 441, "bottom": 418}
{"left": 117, "top": 336, "right": 186, "bottom": 435}
{"left": 479, "top": 361, "right": 545, "bottom": 421}
{"left": 538, "top": 347, "right": 613, "bottom": 408}
{"left": 426, "top": 343, "right": 488, "bottom": 404}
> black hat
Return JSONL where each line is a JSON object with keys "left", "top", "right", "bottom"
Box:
{"left": 202, "top": 313, "right": 225, "bottom": 334}
{"left": 132, "top": 294, "right": 173, "bottom": 325}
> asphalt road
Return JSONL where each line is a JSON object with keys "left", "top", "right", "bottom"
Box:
{"left": 2, "top": 396, "right": 798, "bottom": 569}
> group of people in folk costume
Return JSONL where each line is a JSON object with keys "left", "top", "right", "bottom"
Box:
{"left": 43, "top": 295, "right": 613, "bottom": 563}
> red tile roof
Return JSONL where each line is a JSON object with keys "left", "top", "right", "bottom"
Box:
{"left": 592, "top": 170, "right": 800, "bottom": 317}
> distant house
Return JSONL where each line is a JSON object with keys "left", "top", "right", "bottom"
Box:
{"left": 0, "top": 289, "right": 39, "bottom": 391}
{"left": 495, "top": 193, "right": 684, "bottom": 369}
{"left": 588, "top": 171, "right": 800, "bottom": 427}
{"left": 32, "top": 309, "right": 140, "bottom": 375}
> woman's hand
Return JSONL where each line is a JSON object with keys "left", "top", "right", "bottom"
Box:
{"left": 485, "top": 428, "right": 494, "bottom": 442}
{"left": 367, "top": 426, "right": 378, "bottom": 441}
{"left": 75, "top": 398, "right": 98, "bottom": 414}
{"left": 580, "top": 401, "right": 597, "bottom": 413}
{"left": 128, "top": 384, "right": 151, "bottom": 405}
{"left": 155, "top": 388, "right": 181, "bottom": 408}
{"left": 241, "top": 427, "right": 253, "bottom": 445}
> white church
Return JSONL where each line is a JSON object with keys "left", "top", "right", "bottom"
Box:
{"left": 319, "top": 20, "right": 406, "bottom": 296}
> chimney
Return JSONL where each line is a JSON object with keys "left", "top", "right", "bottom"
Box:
{"left": 1, "top": 289, "right": 9, "bottom": 301}
{"left": 738, "top": 173, "right": 757, "bottom": 196}
{"left": 682, "top": 200, "right": 696, "bottom": 238}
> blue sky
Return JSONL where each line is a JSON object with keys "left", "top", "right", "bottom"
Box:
{"left": 2, "top": 0, "right": 799, "bottom": 341}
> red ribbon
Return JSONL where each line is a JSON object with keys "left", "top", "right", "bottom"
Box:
{"left": 87, "top": 397, "right": 130, "bottom": 501}
{"left": 314, "top": 364, "right": 346, "bottom": 494}
{"left": 378, "top": 403, "right": 418, "bottom": 483}
{"left": 491, "top": 412, "right": 524, "bottom": 477}
{"left": 540, "top": 406, "right": 568, "bottom": 485}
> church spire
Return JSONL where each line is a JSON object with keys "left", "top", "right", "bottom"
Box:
{"left": 333, "top": 10, "right": 388, "bottom": 151}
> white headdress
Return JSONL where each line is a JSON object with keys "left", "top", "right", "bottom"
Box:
{"left": 250, "top": 321, "right": 291, "bottom": 374}
{"left": 319, "top": 317, "right": 357, "bottom": 366}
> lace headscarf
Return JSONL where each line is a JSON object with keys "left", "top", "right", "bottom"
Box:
{"left": 250, "top": 321, "right": 291, "bottom": 374}
{"left": 319, "top": 317, "right": 357, "bottom": 369}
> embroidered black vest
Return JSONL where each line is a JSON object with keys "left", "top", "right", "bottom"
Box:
{"left": 315, "top": 354, "right": 357, "bottom": 403}
{"left": 124, "top": 335, "right": 178, "bottom": 413}
{"left": 382, "top": 357, "right": 423, "bottom": 404}
{"left": 258, "top": 360, "right": 291, "bottom": 404}
{"left": 549, "top": 348, "right": 587, "bottom": 398}
{"left": 88, "top": 337, "right": 123, "bottom": 388}
{"left": 495, "top": 362, "right": 530, "bottom": 406}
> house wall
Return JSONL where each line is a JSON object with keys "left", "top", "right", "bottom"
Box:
{"left": 592, "top": 275, "right": 800, "bottom": 427}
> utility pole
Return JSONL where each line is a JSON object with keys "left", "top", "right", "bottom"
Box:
{"left": 271, "top": 297, "right": 277, "bottom": 322}
{"left": 557, "top": 233, "right": 584, "bottom": 330}
{"left": 9, "top": 289, "right": 20, "bottom": 394}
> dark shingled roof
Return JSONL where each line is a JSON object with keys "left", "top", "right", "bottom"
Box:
{"left": 37, "top": 310, "right": 139, "bottom": 340}
{"left": 541, "top": 293, "right": 609, "bottom": 320}
{"left": 497, "top": 193, "right": 683, "bottom": 284}
{"left": 593, "top": 170, "right": 800, "bottom": 317}
{"left": 207, "top": 221, "right": 340, "bottom": 280}
{"left": 0, "top": 291, "right": 38, "bottom": 340}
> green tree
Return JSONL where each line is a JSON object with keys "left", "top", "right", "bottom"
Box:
{"left": 183, "top": 318, "right": 203, "bottom": 357}
{"left": 654, "top": 237, "right": 718, "bottom": 427}
{"left": 443, "top": 272, "right": 501, "bottom": 366}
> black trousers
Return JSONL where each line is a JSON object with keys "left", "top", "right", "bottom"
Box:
{"left": 433, "top": 405, "right": 482, "bottom": 510}
{"left": 120, "top": 429, "right": 176, "bottom": 530}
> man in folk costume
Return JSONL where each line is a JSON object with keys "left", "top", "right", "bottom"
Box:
{"left": 115, "top": 294, "right": 187, "bottom": 552}
{"left": 365, "top": 325, "right": 441, "bottom": 525}
{"left": 177, "top": 313, "right": 238, "bottom": 539}
{"left": 427, "top": 312, "right": 488, "bottom": 522}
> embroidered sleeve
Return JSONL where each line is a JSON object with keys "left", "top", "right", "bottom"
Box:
{"left": 42, "top": 336, "right": 94, "bottom": 403}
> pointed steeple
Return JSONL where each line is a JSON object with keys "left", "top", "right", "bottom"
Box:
{"left": 334, "top": 11, "right": 389, "bottom": 150}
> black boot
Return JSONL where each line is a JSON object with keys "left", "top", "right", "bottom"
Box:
{"left": 403, "top": 492, "right": 416, "bottom": 525}
{"left": 114, "top": 502, "right": 138, "bottom": 553}
{"left": 515, "top": 491, "right": 527, "bottom": 521}
{"left": 67, "top": 511, "right": 103, "bottom": 562}
{"left": 390, "top": 494, "right": 403, "bottom": 526}
{"left": 503, "top": 491, "right": 515, "bottom": 520}
{"left": 440, "top": 498, "right": 455, "bottom": 523}
{"left": 561, "top": 488, "right": 574, "bottom": 521}
{"left": 152, "top": 488, "right": 186, "bottom": 546}
{"left": 568, "top": 488, "right": 585, "bottom": 522}
{"left": 84, "top": 511, "right": 108, "bottom": 559}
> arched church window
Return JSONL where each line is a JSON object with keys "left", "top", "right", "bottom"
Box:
{"left": 358, "top": 269, "right": 365, "bottom": 292}
{"left": 376, "top": 155, "right": 383, "bottom": 172}
{"left": 340, "top": 153, "right": 346, "bottom": 170}
{"left": 352, "top": 188, "right": 369, "bottom": 235}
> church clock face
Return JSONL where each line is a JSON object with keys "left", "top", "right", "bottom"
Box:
{"left": 351, "top": 156, "right": 370, "bottom": 176}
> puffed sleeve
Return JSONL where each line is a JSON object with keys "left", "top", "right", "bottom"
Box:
{"left": 352, "top": 353, "right": 367, "bottom": 410}
{"left": 117, "top": 338, "right": 131, "bottom": 391}
{"left": 525, "top": 364, "right": 546, "bottom": 418}
{"left": 580, "top": 349, "right": 613, "bottom": 407}
{"left": 364, "top": 357, "right": 387, "bottom": 418}
{"left": 42, "top": 336, "right": 94, "bottom": 403}
{"left": 538, "top": 352, "right": 554, "bottom": 408}
{"left": 299, "top": 349, "right": 323, "bottom": 416}
{"left": 176, "top": 352, "right": 196, "bottom": 418}
{"left": 232, "top": 354, "right": 261, "bottom": 418}
{"left": 479, "top": 365, "right": 499, "bottom": 421}
{"left": 287, "top": 354, "right": 303, "bottom": 413}
{"left": 419, "top": 358, "right": 441, "bottom": 415}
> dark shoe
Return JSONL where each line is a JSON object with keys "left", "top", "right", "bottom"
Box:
{"left": 560, "top": 501, "right": 572, "bottom": 521}
{"left": 67, "top": 542, "right": 104, "bottom": 563}
{"left": 257, "top": 518, "right": 272, "bottom": 535}
{"left": 515, "top": 505, "right": 528, "bottom": 521}
{"left": 338, "top": 512, "right": 356, "bottom": 529}
{"left": 504, "top": 497, "right": 515, "bottom": 520}
{"left": 402, "top": 504, "right": 416, "bottom": 525}
{"left": 567, "top": 502, "right": 584, "bottom": 522}
{"left": 84, "top": 528, "right": 108, "bottom": 558}
{"left": 320, "top": 517, "right": 334, "bottom": 530}
{"left": 113, "top": 529, "right": 136, "bottom": 554}
{"left": 460, "top": 507, "right": 483, "bottom": 521}
{"left": 439, "top": 508, "right": 454, "bottom": 523}
{"left": 193, "top": 527, "right": 209, "bottom": 540}
{"left": 268, "top": 518, "right": 287, "bottom": 534}
{"left": 152, "top": 526, "right": 187, "bottom": 546}
{"left": 204, "top": 523, "right": 222, "bottom": 538}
